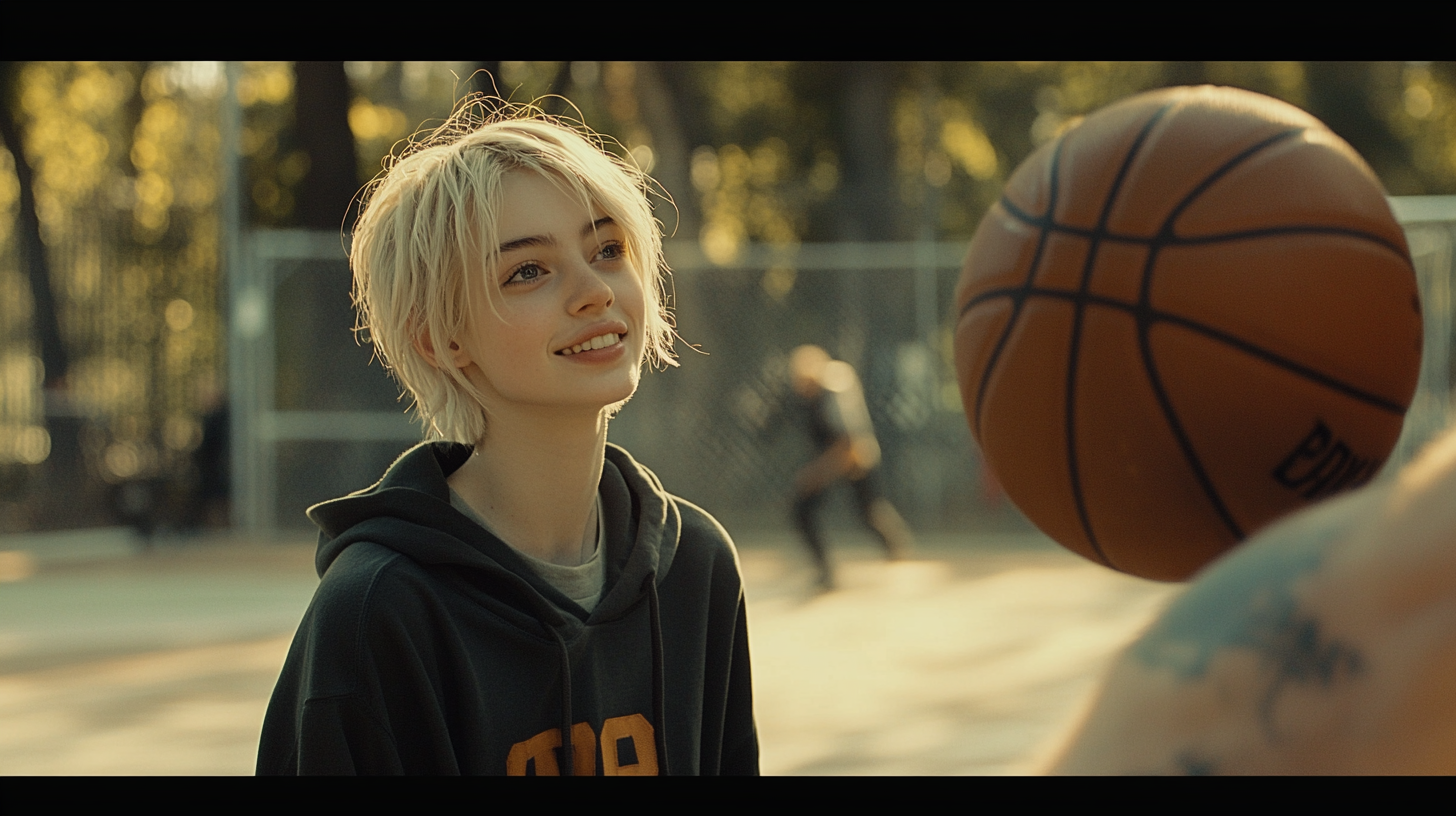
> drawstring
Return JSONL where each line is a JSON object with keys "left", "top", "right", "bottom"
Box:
{"left": 529, "top": 570, "right": 664, "bottom": 776}
{"left": 549, "top": 625, "right": 575, "bottom": 775}
{"left": 515, "top": 580, "right": 576, "bottom": 777}
{"left": 642, "top": 572, "right": 668, "bottom": 776}
{"left": 550, "top": 580, "right": 664, "bottom": 777}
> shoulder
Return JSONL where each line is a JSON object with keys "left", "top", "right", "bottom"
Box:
{"left": 672, "top": 495, "right": 733, "bottom": 545}
{"left": 604, "top": 443, "right": 738, "bottom": 559}
{"left": 295, "top": 543, "right": 450, "bottom": 693}
{"left": 671, "top": 495, "right": 737, "bottom": 556}
{"left": 313, "top": 541, "right": 433, "bottom": 622}
{"left": 666, "top": 494, "right": 746, "bottom": 591}
{"left": 604, "top": 443, "right": 745, "bottom": 582}
{"left": 262, "top": 539, "right": 484, "bottom": 774}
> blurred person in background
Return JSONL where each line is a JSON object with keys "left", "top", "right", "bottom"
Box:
{"left": 184, "top": 378, "right": 230, "bottom": 531}
{"left": 788, "top": 344, "right": 913, "bottom": 590}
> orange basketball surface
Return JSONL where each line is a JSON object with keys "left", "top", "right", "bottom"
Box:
{"left": 954, "top": 85, "right": 1422, "bottom": 581}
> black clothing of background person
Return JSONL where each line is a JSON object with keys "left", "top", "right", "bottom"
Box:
{"left": 788, "top": 345, "right": 912, "bottom": 589}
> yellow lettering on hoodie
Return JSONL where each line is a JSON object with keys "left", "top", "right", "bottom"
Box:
{"left": 506, "top": 721, "right": 601, "bottom": 775}
{"left": 601, "top": 713, "right": 658, "bottom": 776}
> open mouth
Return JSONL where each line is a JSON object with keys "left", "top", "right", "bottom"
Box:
{"left": 557, "top": 332, "right": 623, "bottom": 356}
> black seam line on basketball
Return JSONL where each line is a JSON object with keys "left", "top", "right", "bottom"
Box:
{"left": 994, "top": 199, "right": 1407, "bottom": 261}
{"left": 1067, "top": 102, "right": 1173, "bottom": 571}
{"left": 971, "top": 134, "right": 1069, "bottom": 437}
{"left": 963, "top": 285, "right": 1411, "bottom": 416}
{"left": 996, "top": 195, "right": 1046, "bottom": 228}
{"left": 1159, "top": 128, "right": 1306, "bottom": 243}
{"left": 1131, "top": 129, "right": 1311, "bottom": 546}
{"left": 1151, "top": 311, "right": 1409, "bottom": 414}
{"left": 1171, "top": 225, "right": 1410, "bottom": 258}
{"left": 1137, "top": 304, "right": 1248, "bottom": 541}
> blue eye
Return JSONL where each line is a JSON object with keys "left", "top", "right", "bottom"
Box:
{"left": 597, "top": 242, "right": 625, "bottom": 261}
{"left": 507, "top": 263, "right": 545, "bottom": 284}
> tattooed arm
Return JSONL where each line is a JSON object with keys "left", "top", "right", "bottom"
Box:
{"left": 1049, "top": 425, "right": 1456, "bottom": 775}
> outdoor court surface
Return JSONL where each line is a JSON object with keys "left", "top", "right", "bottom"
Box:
{"left": 0, "top": 529, "right": 1177, "bottom": 775}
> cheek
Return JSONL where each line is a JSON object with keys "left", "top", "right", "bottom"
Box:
{"left": 468, "top": 314, "right": 533, "bottom": 375}
{"left": 623, "top": 275, "right": 650, "bottom": 360}
{"left": 621, "top": 269, "right": 648, "bottom": 323}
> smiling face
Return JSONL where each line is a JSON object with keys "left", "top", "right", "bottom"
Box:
{"left": 448, "top": 170, "right": 647, "bottom": 422}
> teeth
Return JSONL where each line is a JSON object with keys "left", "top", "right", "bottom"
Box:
{"left": 560, "top": 332, "right": 620, "bottom": 355}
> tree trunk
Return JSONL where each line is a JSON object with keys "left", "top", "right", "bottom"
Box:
{"left": 634, "top": 62, "right": 698, "bottom": 240}
{"left": 833, "top": 62, "right": 900, "bottom": 242}
{"left": 292, "top": 62, "right": 362, "bottom": 231}
{"left": 0, "top": 61, "right": 68, "bottom": 387}
{"left": 1304, "top": 61, "right": 1420, "bottom": 194}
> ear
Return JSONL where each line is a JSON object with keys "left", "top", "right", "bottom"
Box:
{"left": 414, "top": 329, "right": 474, "bottom": 371}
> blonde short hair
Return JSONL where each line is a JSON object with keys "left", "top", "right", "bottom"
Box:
{"left": 350, "top": 97, "right": 677, "bottom": 443}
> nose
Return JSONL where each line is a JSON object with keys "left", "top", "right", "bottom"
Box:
{"left": 566, "top": 260, "right": 614, "bottom": 315}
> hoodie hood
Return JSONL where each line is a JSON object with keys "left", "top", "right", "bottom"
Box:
{"left": 306, "top": 441, "right": 682, "bottom": 626}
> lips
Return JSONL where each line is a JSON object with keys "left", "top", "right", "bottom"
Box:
{"left": 555, "top": 324, "right": 629, "bottom": 356}
{"left": 558, "top": 332, "right": 622, "bottom": 356}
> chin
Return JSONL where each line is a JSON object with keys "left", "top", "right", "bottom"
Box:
{"left": 604, "top": 395, "right": 634, "bottom": 419}
{"left": 600, "top": 373, "right": 640, "bottom": 419}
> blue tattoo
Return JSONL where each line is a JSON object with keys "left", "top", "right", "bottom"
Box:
{"left": 1131, "top": 508, "right": 1364, "bottom": 739}
{"left": 1175, "top": 751, "right": 1216, "bottom": 776}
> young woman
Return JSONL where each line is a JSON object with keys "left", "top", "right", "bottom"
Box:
{"left": 257, "top": 100, "right": 758, "bottom": 775}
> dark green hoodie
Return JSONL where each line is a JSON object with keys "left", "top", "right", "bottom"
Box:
{"left": 256, "top": 442, "right": 758, "bottom": 775}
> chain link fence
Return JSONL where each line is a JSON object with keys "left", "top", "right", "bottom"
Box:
{"left": 609, "top": 241, "right": 993, "bottom": 536}
{"left": 233, "top": 235, "right": 1003, "bottom": 534}
{"left": 237, "top": 200, "right": 1456, "bottom": 536}
{"left": 1387, "top": 197, "right": 1456, "bottom": 471}
{"left": 229, "top": 231, "right": 414, "bottom": 533}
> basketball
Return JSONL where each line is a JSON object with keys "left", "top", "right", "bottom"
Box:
{"left": 953, "top": 85, "right": 1422, "bottom": 581}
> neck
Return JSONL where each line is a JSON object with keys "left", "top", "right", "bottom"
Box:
{"left": 448, "top": 403, "right": 608, "bottom": 566}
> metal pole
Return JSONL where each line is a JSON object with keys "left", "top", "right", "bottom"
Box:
{"left": 221, "top": 61, "right": 253, "bottom": 533}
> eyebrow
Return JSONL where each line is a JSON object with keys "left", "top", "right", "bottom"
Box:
{"left": 495, "top": 216, "right": 618, "bottom": 256}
